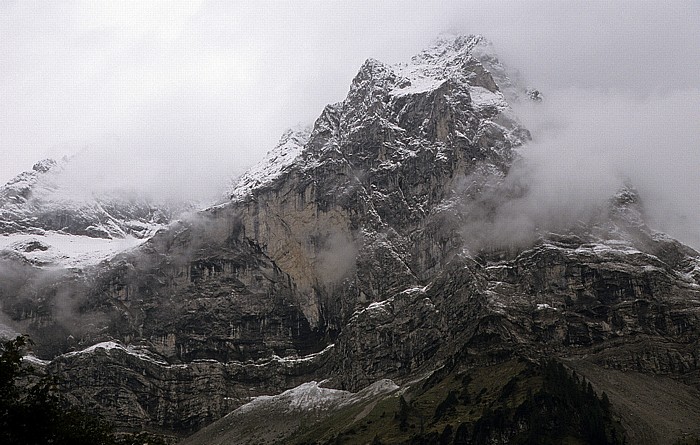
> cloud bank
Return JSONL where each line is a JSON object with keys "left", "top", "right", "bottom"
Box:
{"left": 515, "top": 88, "right": 700, "bottom": 248}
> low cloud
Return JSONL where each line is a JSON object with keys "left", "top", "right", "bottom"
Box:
{"left": 460, "top": 87, "right": 700, "bottom": 251}
{"left": 315, "top": 232, "right": 359, "bottom": 287}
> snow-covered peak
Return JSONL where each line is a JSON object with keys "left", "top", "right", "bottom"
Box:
{"left": 390, "top": 34, "right": 509, "bottom": 111}
{"left": 224, "top": 35, "right": 527, "bottom": 202}
{"left": 409, "top": 34, "right": 486, "bottom": 68}
{"left": 1, "top": 158, "right": 66, "bottom": 206}
{"left": 390, "top": 34, "right": 536, "bottom": 108}
{"left": 228, "top": 126, "right": 311, "bottom": 200}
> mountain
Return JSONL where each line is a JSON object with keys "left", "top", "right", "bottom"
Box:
{"left": 0, "top": 156, "right": 194, "bottom": 269}
{"left": 0, "top": 155, "right": 196, "bottom": 354}
{"left": 3, "top": 35, "right": 699, "bottom": 444}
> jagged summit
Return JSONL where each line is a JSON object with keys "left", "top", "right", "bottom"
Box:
{"left": 396, "top": 34, "right": 496, "bottom": 89}
{"left": 228, "top": 125, "right": 311, "bottom": 200}
{"left": 227, "top": 35, "right": 531, "bottom": 205}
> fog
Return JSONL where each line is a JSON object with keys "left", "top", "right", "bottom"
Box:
{"left": 1, "top": 1, "right": 699, "bottom": 244}
{"left": 461, "top": 88, "right": 700, "bottom": 251}
{"left": 511, "top": 88, "right": 700, "bottom": 249}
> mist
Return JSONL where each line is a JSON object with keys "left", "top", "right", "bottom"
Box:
{"left": 460, "top": 88, "right": 700, "bottom": 251}
{"left": 1, "top": 2, "right": 699, "bottom": 243}
{"left": 512, "top": 88, "right": 700, "bottom": 249}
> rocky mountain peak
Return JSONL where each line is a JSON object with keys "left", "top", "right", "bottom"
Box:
{"left": 32, "top": 158, "right": 59, "bottom": 173}
{"left": 228, "top": 125, "right": 311, "bottom": 200}
{"left": 228, "top": 35, "right": 529, "bottom": 210}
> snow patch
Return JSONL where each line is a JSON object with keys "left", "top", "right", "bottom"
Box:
{"left": 271, "top": 344, "right": 335, "bottom": 364}
{"left": 22, "top": 354, "right": 50, "bottom": 366}
{"left": 0, "top": 231, "right": 149, "bottom": 268}
{"left": 235, "top": 378, "right": 399, "bottom": 415}
{"left": 351, "top": 297, "right": 395, "bottom": 318}
{"left": 391, "top": 76, "right": 445, "bottom": 97}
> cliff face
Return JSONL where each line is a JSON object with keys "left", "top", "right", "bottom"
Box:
{"left": 228, "top": 35, "right": 528, "bottom": 330}
{"left": 3, "top": 35, "right": 699, "bottom": 443}
{"left": 42, "top": 341, "right": 333, "bottom": 432}
{"left": 335, "top": 228, "right": 700, "bottom": 390}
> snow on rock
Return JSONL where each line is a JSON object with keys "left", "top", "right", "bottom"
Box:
{"left": 22, "top": 354, "right": 50, "bottom": 366}
{"left": 63, "top": 341, "right": 125, "bottom": 356}
{"left": 270, "top": 344, "right": 336, "bottom": 364}
{"left": 235, "top": 378, "right": 399, "bottom": 415}
{"left": 0, "top": 231, "right": 149, "bottom": 268}
{"left": 61, "top": 341, "right": 168, "bottom": 365}
{"left": 351, "top": 297, "right": 395, "bottom": 319}
{"left": 228, "top": 126, "right": 311, "bottom": 200}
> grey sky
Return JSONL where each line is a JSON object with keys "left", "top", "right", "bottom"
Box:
{"left": 1, "top": 1, "right": 699, "bottom": 245}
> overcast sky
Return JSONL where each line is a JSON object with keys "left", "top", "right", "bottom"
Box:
{"left": 1, "top": 1, "right": 699, "bottom": 245}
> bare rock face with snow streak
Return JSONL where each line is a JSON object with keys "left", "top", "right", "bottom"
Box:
{"left": 228, "top": 34, "right": 529, "bottom": 330}
{"left": 3, "top": 35, "right": 700, "bottom": 443}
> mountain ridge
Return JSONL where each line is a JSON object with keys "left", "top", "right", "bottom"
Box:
{"left": 2, "top": 35, "right": 699, "bottom": 444}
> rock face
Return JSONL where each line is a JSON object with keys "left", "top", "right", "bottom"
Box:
{"left": 3, "top": 35, "right": 699, "bottom": 443}
{"left": 43, "top": 341, "right": 333, "bottom": 432}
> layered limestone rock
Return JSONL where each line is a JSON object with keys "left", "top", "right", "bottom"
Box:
{"left": 331, "top": 191, "right": 700, "bottom": 391}
{"left": 30, "top": 341, "right": 333, "bottom": 433}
